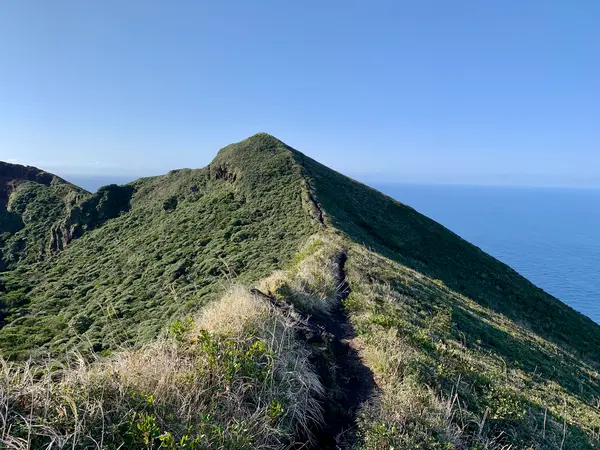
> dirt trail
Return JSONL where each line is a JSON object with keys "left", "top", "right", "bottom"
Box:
{"left": 309, "top": 251, "right": 376, "bottom": 449}
{"left": 253, "top": 251, "right": 376, "bottom": 449}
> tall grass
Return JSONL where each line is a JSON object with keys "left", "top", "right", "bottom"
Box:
{"left": 0, "top": 287, "right": 324, "bottom": 449}
{"left": 259, "top": 235, "right": 341, "bottom": 316}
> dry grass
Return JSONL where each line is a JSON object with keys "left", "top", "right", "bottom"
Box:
{"left": 259, "top": 235, "right": 342, "bottom": 316}
{"left": 0, "top": 287, "right": 324, "bottom": 449}
{"left": 5, "top": 230, "right": 594, "bottom": 449}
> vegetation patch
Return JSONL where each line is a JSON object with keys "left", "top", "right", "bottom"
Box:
{"left": 0, "top": 287, "right": 323, "bottom": 449}
{"left": 345, "top": 244, "right": 600, "bottom": 449}
{"left": 0, "top": 135, "right": 320, "bottom": 359}
{"left": 1, "top": 134, "right": 599, "bottom": 449}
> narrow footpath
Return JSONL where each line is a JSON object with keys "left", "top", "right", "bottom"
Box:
{"left": 309, "top": 251, "right": 376, "bottom": 449}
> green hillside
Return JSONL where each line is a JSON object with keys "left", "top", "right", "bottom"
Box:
{"left": 0, "top": 134, "right": 598, "bottom": 449}
{"left": 0, "top": 135, "right": 319, "bottom": 357}
{"left": 0, "top": 162, "right": 88, "bottom": 269}
{"left": 295, "top": 150, "right": 600, "bottom": 362}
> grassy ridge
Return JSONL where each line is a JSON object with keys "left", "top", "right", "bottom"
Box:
{"left": 294, "top": 150, "right": 600, "bottom": 363}
{"left": 0, "top": 134, "right": 319, "bottom": 359}
{"left": 0, "top": 134, "right": 599, "bottom": 448}
{"left": 0, "top": 234, "right": 344, "bottom": 449}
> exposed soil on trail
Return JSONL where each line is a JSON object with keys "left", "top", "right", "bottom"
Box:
{"left": 308, "top": 251, "right": 376, "bottom": 449}
{"left": 253, "top": 251, "right": 376, "bottom": 449}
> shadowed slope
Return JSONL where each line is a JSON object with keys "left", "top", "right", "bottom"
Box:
{"left": 0, "top": 162, "right": 88, "bottom": 268}
{"left": 292, "top": 151, "right": 600, "bottom": 364}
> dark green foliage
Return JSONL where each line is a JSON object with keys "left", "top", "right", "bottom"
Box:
{"left": 49, "top": 183, "right": 135, "bottom": 251}
{"left": 0, "top": 209, "right": 23, "bottom": 236}
{"left": 0, "top": 165, "right": 87, "bottom": 267}
{"left": 0, "top": 271, "right": 32, "bottom": 325}
{"left": 293, "top": 150, "right": 600, "bottom": 364}
{"left": 163, "top": 195, "right": 178, "bottom": 211}
{"left": 69, "top": 183, "right": 134, "bottom": 231}
{"left": 1, "top": 133, "right": 599, "bottom": 448}
{"left": 0, "top": 134, "right": 320, "bottom": 359}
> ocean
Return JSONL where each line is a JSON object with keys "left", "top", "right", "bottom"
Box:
{"left": 372, "top": 183, "right": 600, "bottom": 324}
{"left": 63, "top": 175, "right": 141, "bottom": 193}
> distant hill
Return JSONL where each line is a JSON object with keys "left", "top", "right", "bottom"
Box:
{"left": 0, "top": 133, "right": 598, "bottom": 449}
{"left": 0, "top": 161, "right": 88, "bottom": 269}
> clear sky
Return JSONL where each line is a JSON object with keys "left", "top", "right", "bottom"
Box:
{"left": 1, "top": 1, "right": 599, "bottom": 187}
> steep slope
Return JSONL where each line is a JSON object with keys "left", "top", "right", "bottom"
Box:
{"left": 0, "top": 134, "right": 320, "bottom": 358}
{"left": 1, "top": 134, "right": 599, "bottom": 449}
{"left": 292, "top": 152, "right": 600, "bottom": 448}
{"left": 0, "top": 162, "right": 88, "bottom": 268}
{"left": 294, "top": 151, "right": 600, "bottom": 360}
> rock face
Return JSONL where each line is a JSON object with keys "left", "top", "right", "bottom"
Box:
{"left": 0, "top": 162, "right": 58, "bottom": 206}
{"left": 211, "top": 164, "right": 237, "bottom": 182}
{"left": 49, "top": 184, "right": 134, "bottom": 252}
{"left": 0, "top": 162, "right": 84, "bottom": 266}
{"left": 0, "top": 161, "right": 135, "bottom": 265}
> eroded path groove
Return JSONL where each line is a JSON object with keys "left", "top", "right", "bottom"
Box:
{"left": 308, "top": 251, "right": 376, "bottom": 449}
{"left": 253, "top": 250, "right": 376, "bottom": 449}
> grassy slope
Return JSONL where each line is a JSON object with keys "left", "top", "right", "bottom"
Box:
{"left": 345, "top": 243, "right": 600, "bottom": 449}
{"left": 1, "top": 134, "right": 599, "bottom": 449}
{"left": 292, "top": 153, "right": 600, "bottom": 448}
{"left": 0, "top": 134, "right": 319, "bottom": 358}
{"left": 294, "top": 152, "right": 600, "bottom": 363}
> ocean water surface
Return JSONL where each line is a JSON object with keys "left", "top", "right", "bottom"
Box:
{"left": 64, "top": 175, "right": 140, "bottom": 192}
{"left": 371, "top": 183, "right": 600, "bottom": 324}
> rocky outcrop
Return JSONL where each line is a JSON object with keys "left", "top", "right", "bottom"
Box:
{"left": 211, "top": 164, "right": 237, "bottom": 182}
{"left": 0, "top": 162, "right": 60, "bottom": 207}
{"left": 49, "top": 184, "right": 134, "bottom": 252}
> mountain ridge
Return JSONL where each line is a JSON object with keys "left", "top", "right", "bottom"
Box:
{"left": 1, "top": 132, "right": 599, "bottom": 359}
{"left": 0, "top": 133, "right": 599, "bottom": 449}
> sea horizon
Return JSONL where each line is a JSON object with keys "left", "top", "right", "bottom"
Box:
{"left": 370, "top": 182, "right": 600, "bottom": 325}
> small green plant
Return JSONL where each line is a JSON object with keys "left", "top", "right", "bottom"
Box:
{"left": 268, "top": 399, "right": 284, "bottom": 424}
{"left": 132, "top": 413, "right": 161, "bottom": 449}
{"left": 486, "top": 386, "right": 527, "bottom": 420}
{"left": 196, "top": 330, "right": 272, "bottom": 383}
{"left": 170, "top": 317, "right": 194, "bottom": 341}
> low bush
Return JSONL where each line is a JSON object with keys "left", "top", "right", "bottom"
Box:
{"left": 0, "top": 287, "right": 323, "bottom": 449}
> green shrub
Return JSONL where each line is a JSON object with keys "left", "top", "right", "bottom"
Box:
{"left": 0, "top": 287, "right": 324, "bottom": 449}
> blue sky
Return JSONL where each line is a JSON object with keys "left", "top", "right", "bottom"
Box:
{"left": 1, "top": 1, "right": 599, "bottom": 187}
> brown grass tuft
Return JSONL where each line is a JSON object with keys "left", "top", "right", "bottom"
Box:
{"left": 0, "top": 287, "right": 324, "bottom": 449}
